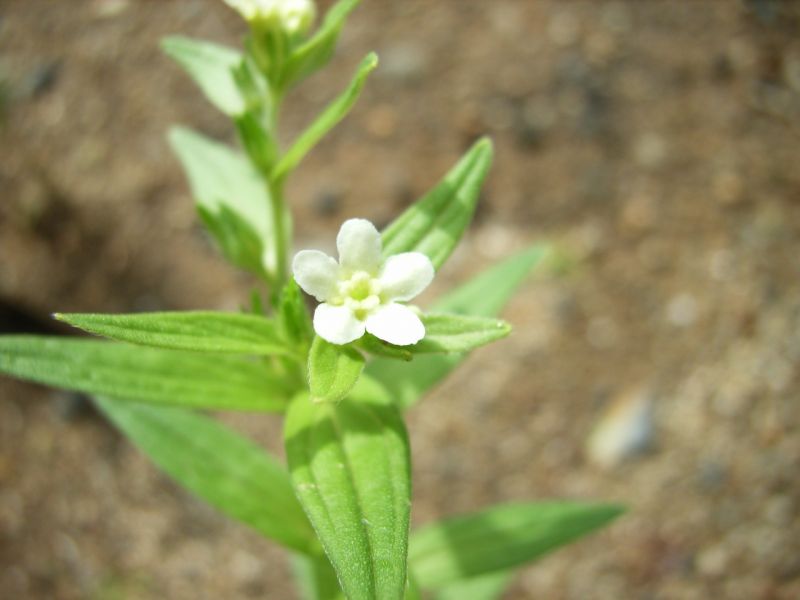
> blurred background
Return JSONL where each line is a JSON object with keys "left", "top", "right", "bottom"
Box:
{"left": 1, "top": 0, "right": 799, "bottom": 598}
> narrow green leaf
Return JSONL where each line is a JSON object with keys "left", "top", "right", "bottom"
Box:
{"left": 308, "top": 336, "right": 364, "bottom": 403}
{"left": 162, "top": 36, "right": 246, "bottom": 116}
{"left": 285, "top": 381, "right": 411, "bottom": 600}
{"left": 433, "top": 572, "right": 513, "bottom": 600}
{"left": 290, "top": 553, "right": 346, "bottom": 600}
{"left": 356, "top": 334, "right": 413, "bottom": 362}
{"left": 280, "top": 0, "right": 361, "bottom": 88}
{"left": 411, "top": 314, "right": 510, "bottom": 354}
{"left": 55, "top": 311, "right": 295, "bottom": 358}
{"left": 409, "top": 502, "right": 625, "bottom": 589}
{"left": 168, "top": 126, "right": 277, "bottom": 275}
{"left": 278, "top": 279, "right": 314, "bottom": 347}
{"left": 96, "top": 398, "right": 316, "bottom": 553}
{"left": 381, "top": 139, "right": 493, "bottom": 270}
{"left": 273, "top": 53, "right": 378, "bottom": 183}
{"left": 198, "top": 204, "right": 266, "bottom": 275}
{"left": 365, "top": 245, "right": 548, "bottom": 409}
{"left": 234, "top": 111, "right": 278, "bottom": 174}
{"left": 434, "top": 245, "right": 550, "bottom": 315}
{"left": 0, "top": 336, "right": 289, "bottom": 411}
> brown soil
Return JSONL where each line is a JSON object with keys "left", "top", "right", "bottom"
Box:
{"left": 1, "top": 1, "right": 799, "bottom": 598}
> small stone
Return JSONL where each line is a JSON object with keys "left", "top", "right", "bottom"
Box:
{"left": 379, "top": 44, "right": 427, "bottom": 84}
{"left": 666, "top": 293, "right": 698, "bottom": 328}
{"left": 634, "top": 133, "right": 668, "bottom": 168}
{"left": 696, "top": 544, "right": 728, "bottom": 577}
{"left": 620, "top": 193, "right": 657, "bottom": 233}
{"left": 713, "top": 170, "right": 744, "bottom": 206}
{"left": 586, "top": 387, "right": 654, "bottom": 468}
{"left": 708, "top": 249, "right": 735, "bottom": 281}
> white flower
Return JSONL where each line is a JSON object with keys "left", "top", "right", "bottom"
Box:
{"left": 293, "top": 219, "right": 434, "bottom": 346}
{"left": 223, "top": 0, "right": 316, "bottom": 34}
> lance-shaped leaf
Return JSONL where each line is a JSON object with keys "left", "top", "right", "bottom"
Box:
{"left": 408, "top": 502, "right": 624, "bottom": 589}
{"left": 308, "top": 336, "right": 364, "bottom": 403}
{"left": 168, "top": 127, "right": 277, "bottom": 276}
{"left": 411, "top": 314, "right": 510, "bottom": 354}
{"left": 273, "top": 53, "right": 378, "bottom": 184}
{"left": 285, "top": 379, "right": 411, "bottom": 600}
{"left": 162, "top": 36, "right": 246, "bottom": 116}
{"left": 381, "top": 138, "right": 493, "bottom": 271}
{"left": 365, "top": 245, "right": 548, "bottom": 408}
{"left": 290, "top": 553, "right": 346, "bottom": 600}
{"left": 55, "top": 311, "right": 296, "bottom": 358}
{"left": 96, "top": 398, "right": 316, "bottom": 553}
{"left": 280, "top": 0, "right": 361, "bottom": 89}
{"left": 198, "top": 204, "right": 266, "bottom": 276}
{"left": 433, "top": 572, "right": 513, "bottom": 600}
{"left": 0, "top": 336, "right": 289, "bottom": 411}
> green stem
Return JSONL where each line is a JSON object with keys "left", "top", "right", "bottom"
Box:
{"left": 269, "top": 177, "right": 289, "bottom": 289}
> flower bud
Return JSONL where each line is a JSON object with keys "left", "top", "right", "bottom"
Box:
{"left": 223, "top": 0, "right": 316, "bottom": 35}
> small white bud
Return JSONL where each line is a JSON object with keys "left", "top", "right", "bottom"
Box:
{"left": 223, "top": 0, "right": 316, "bottom": 35}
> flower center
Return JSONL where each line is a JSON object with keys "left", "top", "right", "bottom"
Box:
{"left": 334, "top": 271, "right": 383, "bottom": 320}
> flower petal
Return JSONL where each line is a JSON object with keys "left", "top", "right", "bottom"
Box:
{"left": 366, "top": 303, "right": 425, "bottom": 346}
{"left": 314, "top": 303, "right": 366, "bottom": 345}
{"left": 336, "top": 218, "right": 382, "bottom": 274}
{"left": 378, "top": 252, "right": 434, "bottom": 302}
{"left": 293, "top": 250, "right": 340, "bottom": 301}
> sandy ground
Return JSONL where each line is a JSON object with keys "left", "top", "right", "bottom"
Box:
{"left": 1, "top": 1, "right": 799, "bottom": 598}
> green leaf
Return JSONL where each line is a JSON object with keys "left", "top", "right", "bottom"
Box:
{"left": 234, "top": 111, "right": 278, "bottom": 174}
{"left": 162, "top": 36, "right": 246, "bottom": 116}
{"left": 0, "top": 336, "right": 289, "bottom": 411}
{"left": 55, "top": 311, "right": 295, "bottom": 358}
{"left": 308, "top": 336, "right": 364, "bottom": 403}
{"left": 198, "top": 204, "right": 266, "bottom": 275}
{"left": 273, "top": 53, "right": 378, "bottom": 183}
{"left": 96, "top": 398, "right": 316, "bottom": 553}
{"left": 433, "top": 245, "right": 550, "bottom": 315}
{"left": 280, "top": 0, "right": 361, "bottom": 89}
{"left": 168, "top": 126, "right": 277, "bottom": 275}
{"left": 356, "top": 334, "right": 413, "bottom": 362}
{"left": 411, "top": 314, "right": 510, "bottom": 354}
{"left": 290, "top": 553, "right": 346, "bottom": 600}
{"left": 381, "top": 138, "right": 493, "bottom": 270}
{"left": 285, "top": 381, "right": 411, "bottom": 600}
{"left": 433, "top": 572, "right": 513, "bottom": 600}
{"left": 278, "top": 279, "right": 314, "bottom": 347}
{"left": 365, "top": 245, "right": 548, "bottom": 409}
{"left": 409, "top": 502, "right": 624, "bottom": 589}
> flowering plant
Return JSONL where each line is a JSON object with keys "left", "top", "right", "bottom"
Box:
{"left": 0, "top": 2, "right": 622, "bottom": 598}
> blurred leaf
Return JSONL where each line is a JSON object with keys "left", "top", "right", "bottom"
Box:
{"left": 97, "top": 398, "right": 316, "bottom": 553}
{"left": 290, "top": 553, "right": 345, "bottom": 600}
{"left": 0, "top": 336, "right": 289, "bottom": 411}
{"left": 381, "top": 138, "right": 493, "bottom": 270}
{"left": 356, "top": 334, "right": 413, "bottom": 362}
{"left": 56, "top": 311, "right": 294, "bottom": 357}
{"left": 365, "top": 245, "right": 548, "bottom": 408}
{"left": 307, "top": 336, "right": 364, "bottom": 403}
{"left": 234, "top": 111, "right": 278, "bottom": 174}
{"left": 411, "top": 314, "right": 510, "bottom": 354}
{"left": 278, "top": 279, "right": 314, "bottom": 346}
{"left": 273, "top": 53, "right": 378, "bottom": 183}
{"left": 168, "top": 126, "right": 277, "bottom": 275}
{"left": 432, "top": 572, "right": 513, "bottom": 600}
{"left": 198, "top": 204, "right": 266, "bottom": 275}
{"left": 409, "top": 502, "right": 624, "bottom": 589}
{"left": 285, "top": 381, "right": 411, "bottom": 600}
{"left": 162, "top": 36, "right": 246, "bottom": 116}
{"left": 280, "top": 0, "right": 361, "bottom": 89}
{"left": 433, "top": 245, "right": 550, "bottom": 316}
